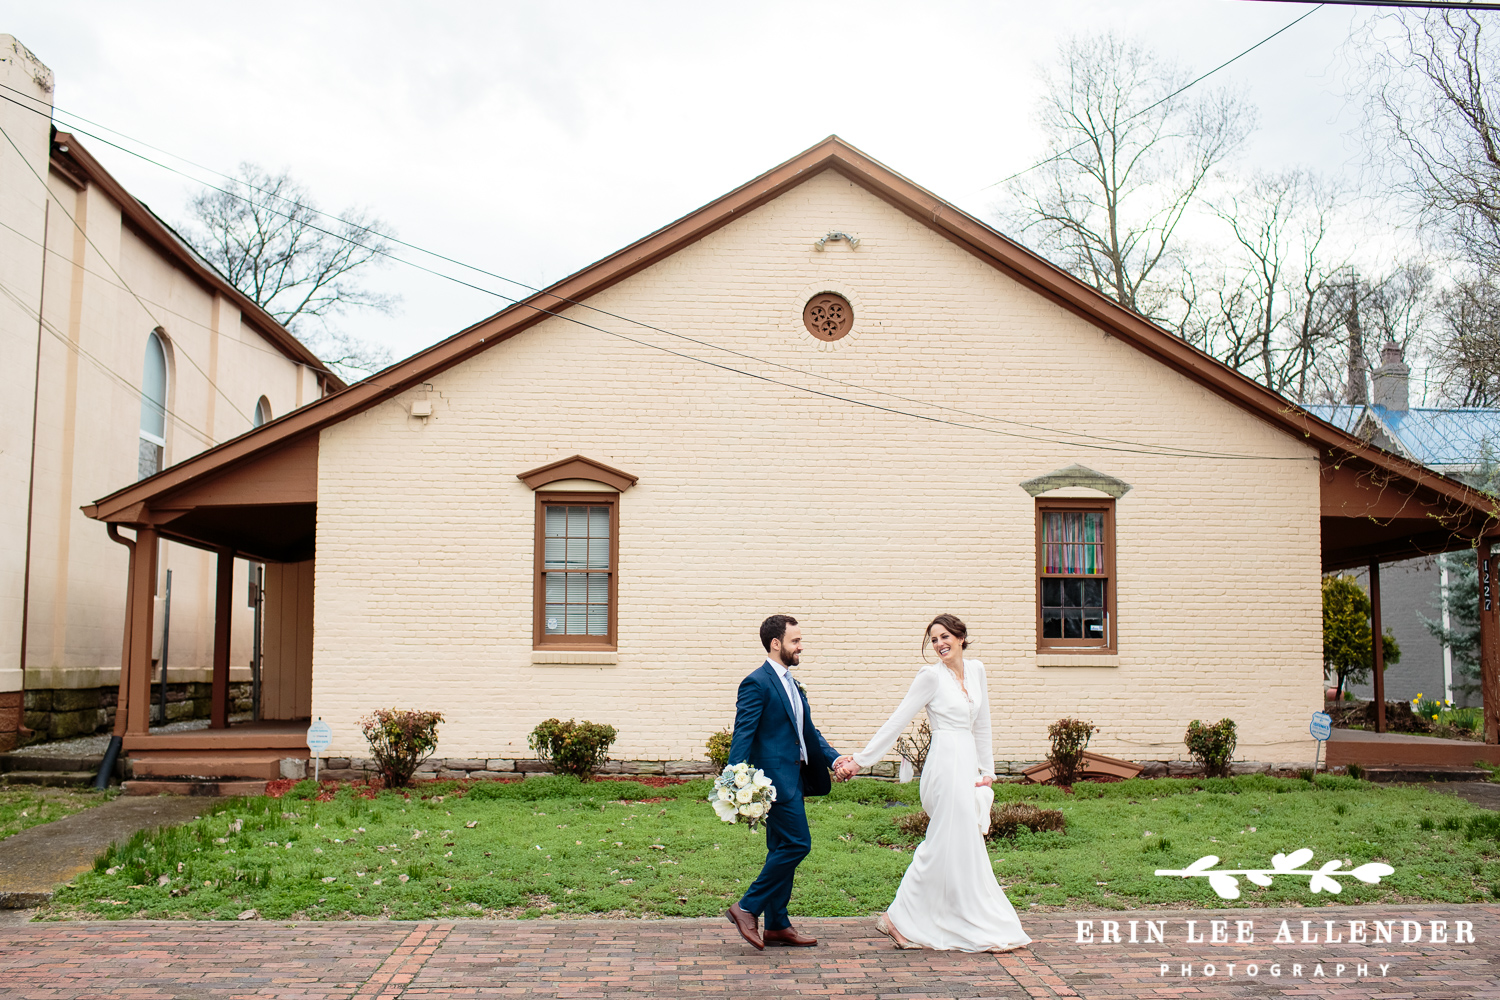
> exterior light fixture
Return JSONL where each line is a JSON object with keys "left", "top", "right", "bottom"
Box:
{"left": 814, "top": 231, "right": 860, "bottom": 251}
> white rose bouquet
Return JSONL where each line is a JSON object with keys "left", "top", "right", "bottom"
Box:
{"left": 709, "top": 761, "right": 777, "bottom": 831}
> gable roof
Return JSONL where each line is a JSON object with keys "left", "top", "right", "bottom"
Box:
{"left": 82, "top": 136, "right": 1500, "bottom": 541}
{"left": 49, "top": 132, "right": 345, "bottom": 391}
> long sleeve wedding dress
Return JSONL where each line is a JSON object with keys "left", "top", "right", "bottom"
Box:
{"left": 852, "top": 659, "right": 1031, "bottom": 952}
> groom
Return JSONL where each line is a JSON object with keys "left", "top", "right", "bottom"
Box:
{"left": 725, "top": 614, "right": 854, "bottom": 949}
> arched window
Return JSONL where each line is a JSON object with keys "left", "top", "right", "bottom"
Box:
{"left": 138, "top": 331, "right": 167, "bottom": 480}
{"left": 253, "top": 396, "right": 272, "bottom": 428}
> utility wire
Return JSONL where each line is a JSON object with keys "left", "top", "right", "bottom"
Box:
{"left": 1245, "top": 1, "right": 1500, "bottom": 10}
{"left": 0, "top": 91, "right": 1313, "bottom": 462}
{"left": 981, "top": 4, "right": 1325, "bottom": 191}
{"left": 0, "top": 122, "right": 255, "bottom": 430}
{"left": 0, "top": 84, "right": 1302, "bottom": 459}
{"left": 0, "top": 277, "right": 218, "bottom": 448}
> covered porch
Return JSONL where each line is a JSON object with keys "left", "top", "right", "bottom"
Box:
{"left": 1320, "top": 443, "right": 1500, "bottom": 758}
{"left": 83, "top": 435, "right": 319, "bottom": 789}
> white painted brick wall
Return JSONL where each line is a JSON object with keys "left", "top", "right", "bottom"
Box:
{"left": 311, "top": 171, "right": 1323, "bottom": 766}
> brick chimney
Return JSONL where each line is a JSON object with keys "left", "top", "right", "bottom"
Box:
{"left": 1373, "top": 340, "right": 1410, "bottom": 412}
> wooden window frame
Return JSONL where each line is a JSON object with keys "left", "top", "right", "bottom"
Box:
{"left": 1035, "top": 498, "right": 1117, "bottom": 653}
{"left": 533, "top": 491, "right": 619, "bottom": 651}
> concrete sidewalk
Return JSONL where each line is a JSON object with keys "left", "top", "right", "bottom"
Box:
{"left": 0, "top": 795, "right": 219, "bottom": 907}
{"left": 0, "top": 905, "right": 1495, "bottom": 999}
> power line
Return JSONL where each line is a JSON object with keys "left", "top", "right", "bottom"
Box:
{"left": 1245, "top": 1, "right": 1500, "bottom": 10}
{"left": 0, "top": 84, "right": 1279, "bottom": 459}
{"left": 0, "top": 91, "right": 1313, "bottom": 462}
{"left": 0, "top": 122, "right": 255, "bottom": 430}
{"left": 981, "top": 4, "right": 1325, "bottom": 191}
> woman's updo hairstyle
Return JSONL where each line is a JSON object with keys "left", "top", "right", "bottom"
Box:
{"left": 923, "top": 613, "right": 970, "bottom": 657}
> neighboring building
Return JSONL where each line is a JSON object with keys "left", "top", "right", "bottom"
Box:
{"left": 0, "top": 38, "right": 340, "bottom": 750}
{"left": 1306, "top": 344, "right": 1500, "bottom": 707}
{"left": 83, "top": 138, "right": 1500, "bottom": 783}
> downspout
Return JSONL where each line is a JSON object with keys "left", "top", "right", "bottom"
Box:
{"left": 18, "top": 200, "right": 49, "bottom": 739}
{"left": 96, "top": 524, "right": 136, "bottom": 789}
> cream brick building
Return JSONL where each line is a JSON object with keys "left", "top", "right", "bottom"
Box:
{"left": 84, "top": 138, "right": 1500, "bottom": 781}
{"left": 0, "top": 37, "right": 338, "bottom": 751}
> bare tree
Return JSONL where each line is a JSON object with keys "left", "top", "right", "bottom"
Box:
{"left": 1175, "top": 171, "right": 1350, "bottom": 401}
{"left": 999, "top": 32, "right": 1255, "bottom": 318}
{"left": 1433, "top": 277, "right": 1500, "bottom": 404}
{"left": 182, "top": 164, "right": 397, "bottom": 381}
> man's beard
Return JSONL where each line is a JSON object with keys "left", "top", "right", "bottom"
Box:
{"left": 777, "top": 647, "right": 800, "bottom": 667}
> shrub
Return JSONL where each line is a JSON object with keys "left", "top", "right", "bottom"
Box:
{"left": 705, "top": 728, "right": 733, "bottom": 770}
{"left": 990, "top": 801, "right": 1067, "bottom": 838}
{"left": 528, "top": 718, "right": 618, "bottom": 780}
{"left": 358, "top": 708, "right": 444, "bottom": 789}
{"left": 895, "top": 720, "right": 932, "bottom": 778}
{"left": 1346, "top": 763, "right": 1366, "bottom": 781}
{"left": 1046, "top": 718, "right": 1098, "bottom": 786}
{"left": 1184, "top": 718, "right": 1238, "bottom": 778}
{"left": 893, "top": 802, "right": 1067, "bottom": 841}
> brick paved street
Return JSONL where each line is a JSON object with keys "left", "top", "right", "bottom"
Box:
{"left": 0, "top": 906, "right": 1496, "bottom": 999}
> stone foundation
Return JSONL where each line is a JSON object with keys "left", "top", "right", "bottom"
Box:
{"left": 21, "top": 674, "right": 253, "bottom": 745}
{"left": 0, "top": 691, "right": 21, "bottom": 753}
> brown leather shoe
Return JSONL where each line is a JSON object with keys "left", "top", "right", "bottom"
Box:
{"left": 763, "top": 926, "right": 818, "bottom": 947}
{"left": 726, "top": 903, "right": 764, "bottom": 950}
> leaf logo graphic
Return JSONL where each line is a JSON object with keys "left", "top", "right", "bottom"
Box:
{"left": 1156, "top": 850, "right": 1395, "bottom": 899}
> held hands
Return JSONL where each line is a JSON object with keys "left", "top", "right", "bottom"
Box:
{"left": 832, "top": 755, "right": 859, "bottom": 781}
{"left": 974, "top": 775, "right": 995, "bottom": 788}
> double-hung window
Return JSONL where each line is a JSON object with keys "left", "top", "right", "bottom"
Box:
{"left": 1036, "top": 499, "right": 1115, "bottom": 650}
{"left": 533, "top": 493, "right": 617, "bottom": 649}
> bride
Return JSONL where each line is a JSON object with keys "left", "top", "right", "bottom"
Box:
{"left": 834, "top": 614, "right": 1031, "bottom": 952}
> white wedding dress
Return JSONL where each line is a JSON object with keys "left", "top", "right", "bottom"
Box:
{"left": 853, "top": 659, "right": 1032, "bottom": 952}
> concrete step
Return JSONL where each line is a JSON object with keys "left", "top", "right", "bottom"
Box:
{"left": 1362, "top": 765, "right": 1491, "bottom": 783}
{"left": 127, "top": 751, "right": 285, "bottom": 780}
{"left": 0, "top": 754, "right": 104, "bottom": 774}
{"left": 121, "top": 779, "right": 266, "bottom": 797}
{"left": 0, "top": 770, "right": 97, "bottom": 788}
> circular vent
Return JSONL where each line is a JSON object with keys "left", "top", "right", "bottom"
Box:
{"left": 803, "top": 293, "right": 854, "bottom": 342}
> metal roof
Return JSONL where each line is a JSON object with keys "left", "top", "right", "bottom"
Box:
{"left": 1304, "top": 404, "right": 1500, "bottom": 470}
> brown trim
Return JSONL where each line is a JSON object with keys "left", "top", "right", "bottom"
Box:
{"left": 518, "top": 455, "right": 638, "bottom": 492}
{"left": 49, "top": 134, "right": 344, "bottom": 391}
{"left": 1035, "top": 498, "right": 1117, "bottom": 653}
{"left": 81, "top": 136, "right": 1499, "bottom": 544}
{"left": 532, "top": 492, "right": 620, "bottom": 651}
{"left": 48, "top": 153, "right": 87, "bottom": 190}
{"left": 210, "top": 548, "right": 234, "bottom": 729}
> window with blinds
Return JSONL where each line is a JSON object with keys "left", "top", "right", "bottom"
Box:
{"left": 1036, "top": 499, "right": 1115, "bottom": 650}
{"left": 534, "top": 494, "right": 617, "bottom": 648}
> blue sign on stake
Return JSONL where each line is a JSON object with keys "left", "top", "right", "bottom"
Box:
{"left": 1309, "top": 711, "right": 1332, "bottom": 775}
{"left": 306, "top": 718, "right": 333, "bottom": 781}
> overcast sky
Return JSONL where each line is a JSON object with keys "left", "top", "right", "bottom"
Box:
{"left": 9, "top": 1, "right": 1382, "bottom": 360}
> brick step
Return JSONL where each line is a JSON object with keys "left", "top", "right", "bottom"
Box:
{"left": 128, "top": 751, "right": 289, "bottom": 780}
{"left": 0, "top": 770, "right": 97, "bottom": 788}
{"left": 1361, "top": 765, "right": 1491, "bottom": 783}
{"left": 0, "top": 753, "right": 103, "bottom": 773}
{"left": 122, "top": 779, "right": 266, "bottom": 797}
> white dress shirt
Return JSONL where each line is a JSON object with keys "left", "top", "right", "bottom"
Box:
{"left": 766, "top": 658, "right": 808, "bottom": 763}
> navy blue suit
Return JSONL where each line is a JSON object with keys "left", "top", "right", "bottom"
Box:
{"left": 728, "top": 660, "right": 840, "bottom": 931}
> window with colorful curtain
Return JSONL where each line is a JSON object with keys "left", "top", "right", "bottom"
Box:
{"left": 1038, "top": 504, "right": 1112, "bottom": 646}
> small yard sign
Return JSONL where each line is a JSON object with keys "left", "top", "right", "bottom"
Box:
{"left": 1310, "top": 711, "right": 1332, "bottom": 774}
{"left": 307, "top": 718, "right": 333, "bottom": 781}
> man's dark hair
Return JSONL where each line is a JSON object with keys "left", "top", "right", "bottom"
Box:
{"left": 760, "top": 614, "right": 798, "bottom": 652}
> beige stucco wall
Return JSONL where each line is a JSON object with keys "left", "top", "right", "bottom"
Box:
{"left": 1, "top": 37, "right": 323, "bottom": 702}
{"left": 312, "top": 169, "right": 1324, "bottom": 766}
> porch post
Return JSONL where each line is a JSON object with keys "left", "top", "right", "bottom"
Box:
{"left": 107, "top": 525, "right": 137, "bottom": 738}
{"left": 1480, "top": 540, "right": 1499, "bottom": 744}
{"left": 1370, "top": 561, "right": 1385, "bottom": 734}
{"left": 211, "top": 547, "right": 234, "bottom": 729}
{"left": 125, "top": 527, "right": 159, "bottom": 736}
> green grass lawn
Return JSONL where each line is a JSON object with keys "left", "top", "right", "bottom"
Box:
{"left": 39, "top": 773, "right": 1500, "bottom": 920}
{"left": 0, "top": 785, "right": 114, "bottom": 842}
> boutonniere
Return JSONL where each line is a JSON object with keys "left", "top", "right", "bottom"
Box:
{"left": 794, "top": 678, "right": 808, "bottom": 699}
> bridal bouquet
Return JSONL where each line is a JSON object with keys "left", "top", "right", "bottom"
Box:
{"left": 709, "top": 762, "right": 777, "bottom": 831}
